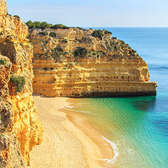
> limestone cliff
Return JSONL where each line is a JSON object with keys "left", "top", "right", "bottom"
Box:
{"left": 0, "top": 55, "right": 26, "bottom": 168}
{"left": 0, "top": 0, "right": 43, "bottom": 167}
{"left": 28, "top": 27, "right": 157, "bottom": 97}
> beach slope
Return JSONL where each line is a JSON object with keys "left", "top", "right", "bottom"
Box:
{"left": 29, "top": 95, "right": 114, "bottom": 168}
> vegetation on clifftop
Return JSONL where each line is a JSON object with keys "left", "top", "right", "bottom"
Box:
{"left": 26, "top": 21, "right": 70, "bottom": 29}
{"left": 26, "top": 20, "right": 87, "bottom": 30}
{"left": 13, "top": 15, "right": 20, "bottom": 19}
{"left": 26, "top": 20, "right": 53, "bottom": 29}
{"left": 92, "top": 30, "right": 103, "bottom": 40}
{"left": 52, "top": 24, "right": 70, "bottom": 29}
{"left": 27, "top": 22, "right": 141, "bottom": 62}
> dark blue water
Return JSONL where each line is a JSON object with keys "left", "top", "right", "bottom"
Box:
{"left": 109, "top": 28, "right": 168, "bottom": 90}
{"left": 66, "top": 28, "right": 168, "bottom": 168}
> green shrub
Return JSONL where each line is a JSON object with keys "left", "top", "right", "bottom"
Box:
{"left": 51, "top": 47, "right": 64, "bottom": 61}
{"left": 76, "top": 27, "right": 84, "bottom": 30}
{"left": 26, "top": 20, "right": 53, "bottom": 29}
{"left": 26, "top": 20, "right": 33, "bottom": 28}
{"left": 112, "top": 37, "right": 117, "bottom": 40}
{"left": 129, "top": 50, "right": 136, "bottom": 56}
{"left": 52, "top": 24, "right": 70, "bottom": 29}
{"left": 10, "top": 75, "right": 25, "bottom": 93}
{"left": 13, "top": 15, "right": 20, "bottom": 19}
{"left": 92, "top": 30, "right": 103, "bottom": 40}
{"left": 74, "top": 47, "right": 87, "bottom": 58}
{"left": 114, "top": 46, "right": 118, "bottom": 51}
{"left": 43, "top": 67, "right": 49, "bottom": 70}
{"left": 25, "top": 21, "right": 70, "bottom": 30}
{"left": 43, "top": 67, "right": 56, "bottom": 71}
{"left": 38, "top": 31, "right": 48, "bottom": 36}
{"left": 55, "top": 47, "right": 63, "bottom": 52}
{"left": 49, "top": 32, "right": 56, "bottom": 37}
{"left": 61, "top": 39, "right": 68, "bottom": 43}
{"left": 7, "top": 13, "right": 12, "bottom": 17}
{"left": 104, "top": 30, "right": 112, "bottom": 35}
{"left": 0, "top": 59, "right": 7, "bottom": 65}
{"left": 81, "top": 36, "right": 93, "bottom": 43}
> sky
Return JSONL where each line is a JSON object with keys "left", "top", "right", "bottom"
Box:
{"left": 6, "top": 0, "right": 168, "bottom": 27}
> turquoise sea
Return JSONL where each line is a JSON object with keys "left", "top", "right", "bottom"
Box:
{"left": 65, "top": 28, "right": 168, "bottom": 168}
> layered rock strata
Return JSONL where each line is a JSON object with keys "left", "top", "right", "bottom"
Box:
{"left": 29, "top": 28, "right": 157, "bottom": 97}
{"left": 0, "top": 0, "right": 43, "bottom": 166}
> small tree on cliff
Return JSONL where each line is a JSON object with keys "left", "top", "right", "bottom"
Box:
{"left": 51, "top": 47, "right": 64, "bottom": 61}
{"left": 92, "top": 30, "right": 103, "bottom": 40}
{"left": 26, "top": 20, "right": 53, "bottom": 29}
{"left": 74, "top": 47, "right": 88, "bottom": 59}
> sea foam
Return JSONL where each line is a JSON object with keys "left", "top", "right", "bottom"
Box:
{"left": 100, "top": 136, "right": 119, "bottom": 166}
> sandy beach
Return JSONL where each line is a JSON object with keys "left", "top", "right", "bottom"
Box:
{"left": 28, "top": 95, "right": 114, "bottom": 168}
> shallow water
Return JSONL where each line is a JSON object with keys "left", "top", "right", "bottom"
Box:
{"left": 65, "top": 28, "right": 168, "bottom": 168}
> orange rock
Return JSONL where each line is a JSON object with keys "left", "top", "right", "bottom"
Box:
{"left": 0, "top": 0, "right": 7, "bottom": 16}
{"left": 0, "top": 0, "right": 43, "bottom": 166}
{"left": 28, "top": 27, "right": 157, "bottom": 97}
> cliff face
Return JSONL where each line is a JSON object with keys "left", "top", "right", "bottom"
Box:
{"left": 0, "top": 0, "right": 43, "bottom": 166}
{"left": 28, "top": 28, "right": 157, "bottom": 97}
{"left": 0, "top": 55, "right": 25, "bottom": 168}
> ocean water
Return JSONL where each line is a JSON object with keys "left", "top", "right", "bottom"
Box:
{"left": 65, "top": 28, "right": 168, "bottom": 168}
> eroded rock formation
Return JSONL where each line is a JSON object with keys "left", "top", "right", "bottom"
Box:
{"left": 0, "top": 0, "right": 43, "bottom": 167}
{"left": 0, "top": 55, "right": 26, "bottom": 168}
{"left": 28, "top": 27, "right": 157, "bottom": 97}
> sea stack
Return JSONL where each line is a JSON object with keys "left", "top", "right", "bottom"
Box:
{"left": 0, "top": 0, "right": 43, "bottom": 167}
{"left": 28, "top": 27, "right": 157, "bottom": 97}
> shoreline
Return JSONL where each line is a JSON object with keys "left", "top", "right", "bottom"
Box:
{"left": 28, "top": 95, "right": 114, "bottom": 168}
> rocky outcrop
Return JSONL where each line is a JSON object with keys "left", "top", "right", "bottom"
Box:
{"left": 28, "top": 28, "right": 157, "bottom": 97}
{"left": 0, "top": 0, "right": 7, "bottom": 17}
{"left": 0, "top": 55, "right": 25, "bottom": 168}
{"left": 0, "top": 0, "right": 43, "bottom": 167}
